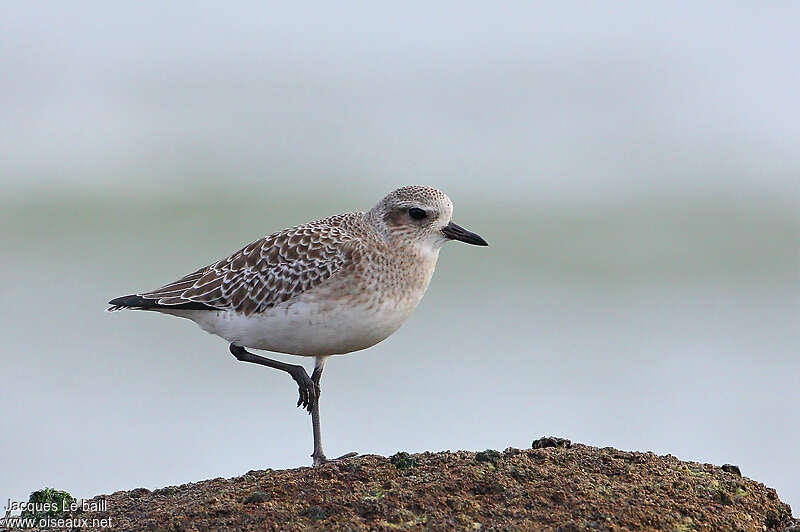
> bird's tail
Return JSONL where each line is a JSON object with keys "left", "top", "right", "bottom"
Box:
{"left": 106, "top": 293, "right": 217, "bottom": 312}
{"left": 106, "top": 294, "right": 153, "bottom": 312}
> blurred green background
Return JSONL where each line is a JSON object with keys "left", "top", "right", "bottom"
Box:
{"left": 1, "top": 2, "right": 798, "bottom": 510}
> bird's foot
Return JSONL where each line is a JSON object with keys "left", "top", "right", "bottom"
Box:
{"left": 288, "top": 367, "right": 317, "bottom": 413}
{"left": 312, "top": 451, "right": 358, "bottom": 467}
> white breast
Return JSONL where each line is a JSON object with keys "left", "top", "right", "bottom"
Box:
{"left": 163, "top": 292, "right": 421, "bottom": 356}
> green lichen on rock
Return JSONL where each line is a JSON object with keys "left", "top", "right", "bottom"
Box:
{"left": 475, "top": 449, "right": 501, "bottom": 464}
{"left": 20, "top": 487, "right": 75, "bottom": 520}
{"left": 390, "top": 451, "right": 417, "bottom": 470}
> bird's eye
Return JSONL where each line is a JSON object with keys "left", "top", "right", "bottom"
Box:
{"left": 408, "top": 208, "right": 428, "bottom": 220}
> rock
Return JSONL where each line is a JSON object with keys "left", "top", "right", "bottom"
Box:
{"left": 532, "top": 436, "right": 572, "bottom": 449}
{"left": 242, "top": 491, "right": 270, "bottom": 504}
{"left": 56, "top": 443, "right": 795, "bottom": 531}
{"left": 299, "top": 505, "right": 326, "bottom": 521}
{"left": 475, "top": 449, "right": 501, "bottom": 463}
{"left": 128, "top": 488, "right": 150, "bottom": 499}
{"left": 722, "top": 463, "right": 743, "bottom": 476}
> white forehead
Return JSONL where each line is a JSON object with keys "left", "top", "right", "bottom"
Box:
{"left": 379, "top": 185, "right": 453, "bottom": 215}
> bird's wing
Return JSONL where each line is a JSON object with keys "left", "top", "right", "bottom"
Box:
{"left": 112, "top": 216, "right": 361, "bottom": 315}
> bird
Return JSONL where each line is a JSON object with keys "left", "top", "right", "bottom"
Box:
{"left": 108, "top": 185, "right": 488, "bottom": 465}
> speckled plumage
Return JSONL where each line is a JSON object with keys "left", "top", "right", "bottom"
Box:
{"left": 133, "top": 213, "right": 364, "bottom": 316}
{"left": 108, "top": 186, "right": 471, "bottom": 356}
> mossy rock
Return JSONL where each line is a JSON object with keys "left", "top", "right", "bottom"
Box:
{"left": 390, "top": 452, "right": 417, "bottom": 470}
{"left": 20, "top": 487, "right": 75, "bottom": 520}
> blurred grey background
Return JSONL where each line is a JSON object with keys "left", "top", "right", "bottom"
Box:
{"left": 1, "top": 1, "right": 798, "bottom": 511}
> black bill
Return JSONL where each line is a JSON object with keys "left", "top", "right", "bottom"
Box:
{"left": 441, "top": 221, "right": 488, "bottom": 246}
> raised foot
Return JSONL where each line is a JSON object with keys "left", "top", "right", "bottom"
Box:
{"left": 228, "top": 344, "right": 317, "bottom": 413}
{"left": 289, "top": 367, "right": 317, "bottom": 413}
{"left": 312, "top": 452, "right": 358, "bottom": 467}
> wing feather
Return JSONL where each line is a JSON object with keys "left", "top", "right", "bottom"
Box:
{"left": 136, "top": 216, "right": 359, "bottom": 315}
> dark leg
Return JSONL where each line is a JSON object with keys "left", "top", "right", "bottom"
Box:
{"left": 310, "top": 361, "right": 323, "bottom": 399}
{"left": 231, "top": 346, "right": 355, "bottom": 466}
{"left": 229, "top": 344, "right": 317, "bottom": 412}
{"left": 310, "top": 356, "right": 357, "bottom": 466}
{"left": 310, "top": 357, "right": 327, "bottom": 465}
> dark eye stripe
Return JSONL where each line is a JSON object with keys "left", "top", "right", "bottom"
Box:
{"left": 408, "top": 208, "right": 427, "bottom": 220}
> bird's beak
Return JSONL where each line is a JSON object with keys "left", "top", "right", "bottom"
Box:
{"left": 441, "top": 221, "right": 488, "bottom": 246}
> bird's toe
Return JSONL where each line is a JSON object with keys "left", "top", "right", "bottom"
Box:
{"left": 292, "top": 372, "right": 317, "bottom": 413}
{"left": 312, "top": 451, "right": 358, "bottom": 466}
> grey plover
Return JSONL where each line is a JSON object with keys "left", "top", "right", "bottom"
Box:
{"left": 108, "top": 185, "right": 488, "bottom": 465}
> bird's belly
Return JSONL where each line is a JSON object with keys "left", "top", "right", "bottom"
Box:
{"left": 179, "top": 298, "right": 417, "bottom": 356}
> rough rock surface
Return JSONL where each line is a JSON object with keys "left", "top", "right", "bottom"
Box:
{"left": 29, "top": 443, "right": 798, "bottom": 531}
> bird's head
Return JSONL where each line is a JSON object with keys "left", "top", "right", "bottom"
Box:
{"left": 370, "top": 185, "right": 488, "bottom": 252}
